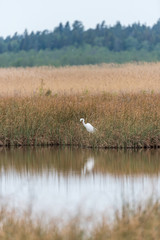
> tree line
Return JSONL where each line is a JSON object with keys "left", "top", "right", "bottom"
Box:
{"left": 1, "top": 19, "right": 160, "bottom": 53}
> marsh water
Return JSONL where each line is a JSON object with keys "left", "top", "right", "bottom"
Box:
{"left": 0, "top": 147, "right": 160, "bottom": 219}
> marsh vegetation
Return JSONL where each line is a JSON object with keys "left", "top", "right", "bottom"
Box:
{"left": 0, "top": 63, "right": 160, "bottom": 96}
{"left": 0, "top": 63, "right": 160, "bottom": 147}
{"left": 0, "top": 201, "right": 160, "bottom": 240}
{"left": 0, "top": 93, "right": 160, "bottom": 147}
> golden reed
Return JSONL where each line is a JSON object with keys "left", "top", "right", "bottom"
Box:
{"left": 0, "top": 62, "right": 160, "bottom": 96}
{"left": 0, "top": 63, "right": 160, "bottom": 147}
{"left": 0, "top": 93, "right": 160, "bottom": 147}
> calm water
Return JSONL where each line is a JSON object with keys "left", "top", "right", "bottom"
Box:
{"left": 0, "top": 147, "right": 160, "bottom": 219}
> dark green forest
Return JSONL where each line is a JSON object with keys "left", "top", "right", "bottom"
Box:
{"left": 1, "top": 20, "right": 160, "bottom": 67}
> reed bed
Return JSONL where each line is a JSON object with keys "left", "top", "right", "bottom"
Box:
{"left": 0, "top": 63, "right": 160, "bottom": 147}
{"left": 0, "top": 63, "right": 160, "bottom": 96}
{"left": 0, "top": 201, "right": 160, "bottom": 240}
{"left": 0, "top": 93, "right": 160, "bottom": 147}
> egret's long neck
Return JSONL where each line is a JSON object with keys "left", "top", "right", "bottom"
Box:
{"left": 82, "top": 119, "right": 85, "bottom": 126}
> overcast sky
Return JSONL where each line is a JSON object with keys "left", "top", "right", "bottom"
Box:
{"left": 0, "top": 0, "right": 159, "bottom": 37}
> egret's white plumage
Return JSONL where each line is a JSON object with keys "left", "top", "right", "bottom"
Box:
{"left": 80, "top": 118, "right": 96, "bottom": 133}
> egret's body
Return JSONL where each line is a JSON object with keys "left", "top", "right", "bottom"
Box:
{"left": 80, "top": 118, "right": 96, "bottom": 133}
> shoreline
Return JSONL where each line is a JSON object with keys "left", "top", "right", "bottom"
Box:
{"left": 1, "top": 142, "right": 160, "bottom": 148}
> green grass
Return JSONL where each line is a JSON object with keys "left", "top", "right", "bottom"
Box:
{"left": 0, "top": 47, "right": 159, "bottom": 67}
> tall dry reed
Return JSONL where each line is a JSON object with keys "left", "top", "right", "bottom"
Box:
{"left": 0, "top": 63, "right": 160, "bottom": 96}
{"left": 0, "top": 93, "right": 160, "bottom": 147}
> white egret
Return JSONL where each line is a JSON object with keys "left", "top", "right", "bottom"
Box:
{"left": 80, "top": 118, "right": 96, "bottom": 133}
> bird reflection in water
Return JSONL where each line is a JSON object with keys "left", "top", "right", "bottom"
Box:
{"left": 83, "top": 157, "right": 95, "bottom": 175}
